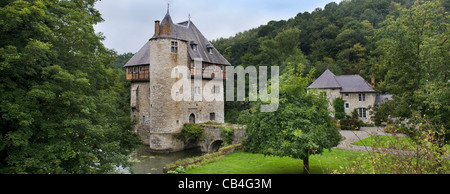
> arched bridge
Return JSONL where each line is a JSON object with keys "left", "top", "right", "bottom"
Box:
{"left": 198, "top": 126, "right": 245, "bottom": 153}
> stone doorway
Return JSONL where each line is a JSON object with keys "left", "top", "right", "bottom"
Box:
{"left": 189, "top": 113, "right": 196, "bottom": 124}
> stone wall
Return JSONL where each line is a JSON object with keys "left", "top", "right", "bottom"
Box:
{"left": 314, "top": 89, "right": 377, "bottom": 123}
{"left": 343, "top": 92, "right": 376, "bottom": 123}
{"left": 147, "top": 38, "right": 188, "bottom": 152}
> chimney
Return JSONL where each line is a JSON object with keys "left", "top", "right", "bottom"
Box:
{"left": 371, "top": 77, "right": 375, "bottom": 88}
{"left": 154, "top": 20, "right": 160, "bottom": 36}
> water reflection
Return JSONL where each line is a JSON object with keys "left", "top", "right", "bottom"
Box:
{"left": 125, "top": 145, "right": 203, "bottom": 174}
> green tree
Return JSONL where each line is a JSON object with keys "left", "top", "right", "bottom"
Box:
{"left": 375, "top": 0, "right": 449, "bottom": 134}
{"left": 0, "top": 0, "right": 140, "bottom": 174}
{"left": 333, "top": 98, "right": 346, "bottom": 120}
{"left": 242, "top": 63, "right": 342, "bottom": 174}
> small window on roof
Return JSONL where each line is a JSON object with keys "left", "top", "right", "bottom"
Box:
{"left": 207, "top": 47, "right": 213, "bottom": 54}
{"left": 191, "top": 44, "right": 197, "bottom": 51}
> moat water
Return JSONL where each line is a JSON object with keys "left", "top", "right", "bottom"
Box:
{"left": 119, "top": 145, "right": 203, "bottom": 174}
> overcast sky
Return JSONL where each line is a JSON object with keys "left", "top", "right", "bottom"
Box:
{"left": 94, "top": 0, "right": 343, "bottom": 54}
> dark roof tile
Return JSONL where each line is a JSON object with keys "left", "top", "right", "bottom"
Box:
{"left": 308, "top": 69, "right": 375, "bottom": 93}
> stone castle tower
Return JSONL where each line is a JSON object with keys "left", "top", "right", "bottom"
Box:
{"left": 124, "top": 10, "right": 231, "bottom": 152}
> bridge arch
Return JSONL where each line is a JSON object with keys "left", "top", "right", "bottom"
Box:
{"left": 209, "top": 140, "right": 223, "bottom": 153}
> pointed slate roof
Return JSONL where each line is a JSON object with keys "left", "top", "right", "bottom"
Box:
{"left": 308, "top": 69, "right": 341, "bottom": 89}
{"left": 125, "top": 11, "right": 231, "bottom": 67}
{"left": 308, "top": 69, "right": 375, "bottom": 93}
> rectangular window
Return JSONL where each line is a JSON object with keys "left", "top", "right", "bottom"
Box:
{"left": 213, "top": 65, "right": 217, "bottom": 71}
{"left": 133, "top": 67, "right": 137, "bottom": 73}
{"left": 128, "top": 67, "right": 132, "bottom": 74}
{"left": 202, "top": 63, "right": 205, "bottom": 70}
{"left": 142, "top": 116, "right": 146, "bottom": 124}
{"left": 344, "top": 93, "right": 349, "bottom": 98}
{"left": 210, "top": 112, "right": 215, "bottom": 121}
{"left": 171, "top": 41, "right": 178, "bottom": 53}
{"left": 358, "top": 93, "right": 366, "bottom": 102}
{"left": 345, "top": 102, "right": 350, "bottom": 109}
{"left": 358, "top": 108, "right": 367, "bottom": 118}
{"left": 220, "top": 65, "right": 224, "bottom": 72}
{"left": 139, "top": 66, "right": 143, "bottom": 73}
{"left": 192, "top": 44, "right": 197, "bottom": 51}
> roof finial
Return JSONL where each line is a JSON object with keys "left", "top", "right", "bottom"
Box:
{"left": 167, "top": 3, "right": 170, "bottom": 14}
{"left": 188, "top": 13, "right": 191, "bottom": 26}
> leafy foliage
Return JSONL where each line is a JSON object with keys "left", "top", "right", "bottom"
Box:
{"left": 341, "top": 114, "right": 449, "bottom": 174}
{"left": 373, "top": 0, "right": 449, "bottom": 141}
{"left": 340, "top": 109, "right": 363, "bottom": 131}
{"left": 0, "top": 0, "right": 141, "bottom": 174}
{"left": 333, "top": 98, "right": 346, "bottom": 120}
{"left": 220, "top": 127, "right": 234, "bottom": 146}
{"left": 176, "top": 124, "right": 205, "bottom": 143}
{"left": 241, "top": 62, "right": 342, "bottom": 174}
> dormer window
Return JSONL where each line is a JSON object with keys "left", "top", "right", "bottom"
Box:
{"left": 207, "top": 47, "right": 213, "bottom": 54}
{"left": 190, "top": 41, "right": 198, "bottom": 51}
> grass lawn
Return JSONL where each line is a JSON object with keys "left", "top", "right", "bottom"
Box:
{"left": 352, "top": 135, "right": 450, "bottom": 153}
{"left": 186, "top": 148, "right": 365, "bottom": 174}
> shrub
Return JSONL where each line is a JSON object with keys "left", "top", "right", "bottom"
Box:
{"left": 221, "top": 127, "right": 235, "bottom": 146}
{"left": 175, "top": 124, "right": 205, "bottom": 142}
{"left": 167, "top": 166, "right": 186, "bottom": 174}
{"left": 340, "top": 109, "right": 363, "bottom": 131}
{"left": 333, "top": 98, "right": 346, "bottom": 120}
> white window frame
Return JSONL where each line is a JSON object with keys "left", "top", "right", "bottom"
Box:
{"left": 358, "top": 108, "right": 367, "bottom": 118}
{"left": 358, "top": 93, "right": 366, "bottom": 102}
{"left": 345, "top": 102, "right": 350, "bottom": 109}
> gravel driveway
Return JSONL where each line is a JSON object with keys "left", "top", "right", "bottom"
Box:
{"left": 336, "top": 127, "right": 405, "bottom": 151}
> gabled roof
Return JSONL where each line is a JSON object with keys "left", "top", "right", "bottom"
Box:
{"left": 308, "top": 69, "right": 375, "bottom": 93}
{"left": 124, "top": 12, "right": 231, "bottom": 67}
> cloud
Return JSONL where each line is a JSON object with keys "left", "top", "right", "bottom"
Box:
{"left": 94, "top": 0, "right": 342, "bottom": 54}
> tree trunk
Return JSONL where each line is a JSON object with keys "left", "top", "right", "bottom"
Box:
{"left": 302, "top": 157, "right": 310, "bottom": 174}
